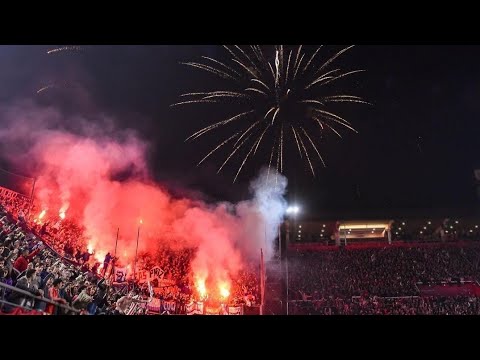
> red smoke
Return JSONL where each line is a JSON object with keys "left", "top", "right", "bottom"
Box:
{"left": 0, "top": 101, "right": 287, "bottom": 297}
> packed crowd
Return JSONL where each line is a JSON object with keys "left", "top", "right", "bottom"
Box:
{"left": 0, "top": 191, "right": 260, "bottom": 315}
{"left": 0, "top": 206, "right": 119, "bottom": 314}
{"left": 289, "top": 295, "right": 480, "bottom": 315}
{"left": 4, "top": 187, "right": 480, "bottom": 315}
{"left": 287, "top": 243, "right": 480, "bottom": 314}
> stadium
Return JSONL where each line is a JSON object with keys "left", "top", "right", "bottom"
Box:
{"left": 1, "top": 45, "right": 479, "bottom": 315}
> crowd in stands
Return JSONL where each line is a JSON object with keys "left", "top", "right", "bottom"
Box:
{"left": 0, "top": 205, "right": 117, "bottom": 314}
{"left": 287, "top": 244, "right": 480, "bottom": 314}
{"left": 0, "top": 192, "right": 260, "bottom": 315}
{"left": 290, "top": 296, "right": 480, "bottom": 315}
{"left": 4, "top": 188, "right": 480, "bottom": 315}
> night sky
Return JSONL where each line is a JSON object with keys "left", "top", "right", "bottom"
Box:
{"left": 0, "top": 45, "right": 479, "bottom": 218}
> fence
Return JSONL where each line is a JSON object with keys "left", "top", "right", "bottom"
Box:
{"left": 0, "top": 282, "right": 80, "bottom": 315}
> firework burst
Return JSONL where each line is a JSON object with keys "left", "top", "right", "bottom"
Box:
{"left": 173, "top": 45, "right": 370, "bottom": 182}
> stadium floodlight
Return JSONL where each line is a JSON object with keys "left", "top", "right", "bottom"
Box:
{"left": 286, "top": 205, "right": 300, "bottom": 215}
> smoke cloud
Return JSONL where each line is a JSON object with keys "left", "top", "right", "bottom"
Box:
{"left": 0, "top": 99, "right": 288, "bottom": 290}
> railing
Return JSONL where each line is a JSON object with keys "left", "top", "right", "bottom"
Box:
{"left": 0, "top": 282, "right": 81, "bottom": 315}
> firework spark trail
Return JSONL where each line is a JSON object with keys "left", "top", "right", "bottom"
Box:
{"left": 37, "top": 84, "right": 55, "bottom": 94}
{"left": 234, "top": 120, "right": 261, "bottom": 147}
{"left": 303, "top": 45, "right": 323, "bottom": 74}
{"left": 276, "top": 139, "right": 281, "bottom": 173}
{"left": 267, "top": 140, "right": 276, "bottom": 180}
{"left": 297, "top": 131, "right": 315, "bottom": 176}
{"left": 271, "top": 108, "right": 280, "bottom": 125}
{"left": 175, "top": 45, "right": 369, "bottom": 180}
{"left": 46, "top": 46, "right": 84, "bottom": 54}
{"left": 280, "top": 124, "right": 284, "bottom": 173}
{"left": 170, "top": 99, "right": 218, "bottom": 107}
{"left": 291, "top": 126, "right": 303, "bottom": 159}
{"left": 285, "top": 50, "right": 293, "bottom": 83}
{"left": 274, "top": 49, "right": 280, "bottom": 104}
{"left": 245, "top": 88, "right": 268, "bottom": 96}
{"left": 232, "top": 59, "right": 258, "bottom": 79}
{"left": 305, "top": 68, "right": 341, "bottom": 89}
{"left": 182, "top": 62, "right": 237, "bottom": 80}
{"left": 198, "top": 132, "right": 241, "bottom": 165}
{"left": 36, "top": 81, "right": 71, "bottom": 94}
{"left": 233, "top": 45, "right": 261, "bottom": 75}
{"left": 321, "top": 70, "right": 366, "bottom": 87}
{"left": 253, "top": 124, "right": 270, "bottom": 156}
{"left": 314, "top": 45, "right": 355, "bottom": 76}
{"left": 234, "top": 133, "right": 262, "bottom": 183}
{"left": 217, "top": 133, "right": 254, "bottom": 173}
{"left": 293, "top": 53, "right": 305, "bottom": 81}
{"left": 313, "top": 109, "right": 358, "bottom": 133}
{"left": 185, "top": 110, "right": 254, "bottom": 141}
{"left": 300, "top": 126, "right": 326, "bottom": 167}
{"left": 201, "top": 56, "right": 241, "bottom": 77}
{"left": 264, "top": 107, "right": 275, "bottom": 120}
{"left": 251, "top": 78, "right": 271, "bottom": 92}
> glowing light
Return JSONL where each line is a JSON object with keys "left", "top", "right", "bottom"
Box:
{"left": 39, "top": 210, "right": 47, "bottom": 219}
{"left": 402, "top": 222, "right": 405, "bottom": 226}
{"left": 59, "top": 211, "right": 66, "bottom": 220}
{"left": 87, "top": 244, "right": 94, "bottom": 254}
{"left": 286, "top": 205, "right": 300, "bottom": 215}
{"left": 340, "top": 224, "right": 389, "bottom": 230}
{"left": 140, "top": 219, "right": 143, "bottom": 224}
{"left": 196, "top": 278, "right": 207, "bottom": 299}
{"left": 219, "top": 282, "right": 230, "bottom": 299}
{"left": 428, "top": 221, "right": 431, "bottom": 225}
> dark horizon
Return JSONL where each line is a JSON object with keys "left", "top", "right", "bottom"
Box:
{"left": 0, "top": 45, "right": 479, "bottom": 218}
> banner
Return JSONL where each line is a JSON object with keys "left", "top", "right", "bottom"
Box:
{"left": 186, "top": 301, "right": 204, "bottom": 315}
{"left": 115, "top": 267, "right": 128, "bottom": 283}
{"left": 147, "top": 298, "right": 162, "bottom": 313}
{"left": 205, "top": 306, "right": 223, "bottom": 315}
{"left": 0, "top": 186, "right": 30, "bottom": 200}
{"left": 186, "top": 301, "right": 196, "bottom": 315}
{"left": 184, "top": 302, "right": 242, "bottom": 315}
{"left": 227, "top": 306, "right": 243, "bottom": 315}
{"left": 162, "top": 301, "right": 176, "bottom": 313}
{"left": 157, "top": 278, "right": 176, "bottom": 287}
{"left": 0, "top": 186, "right": 21, "bottom": 198}
{"left": 137, "top": 266, "right": 165, "bottom": 284}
